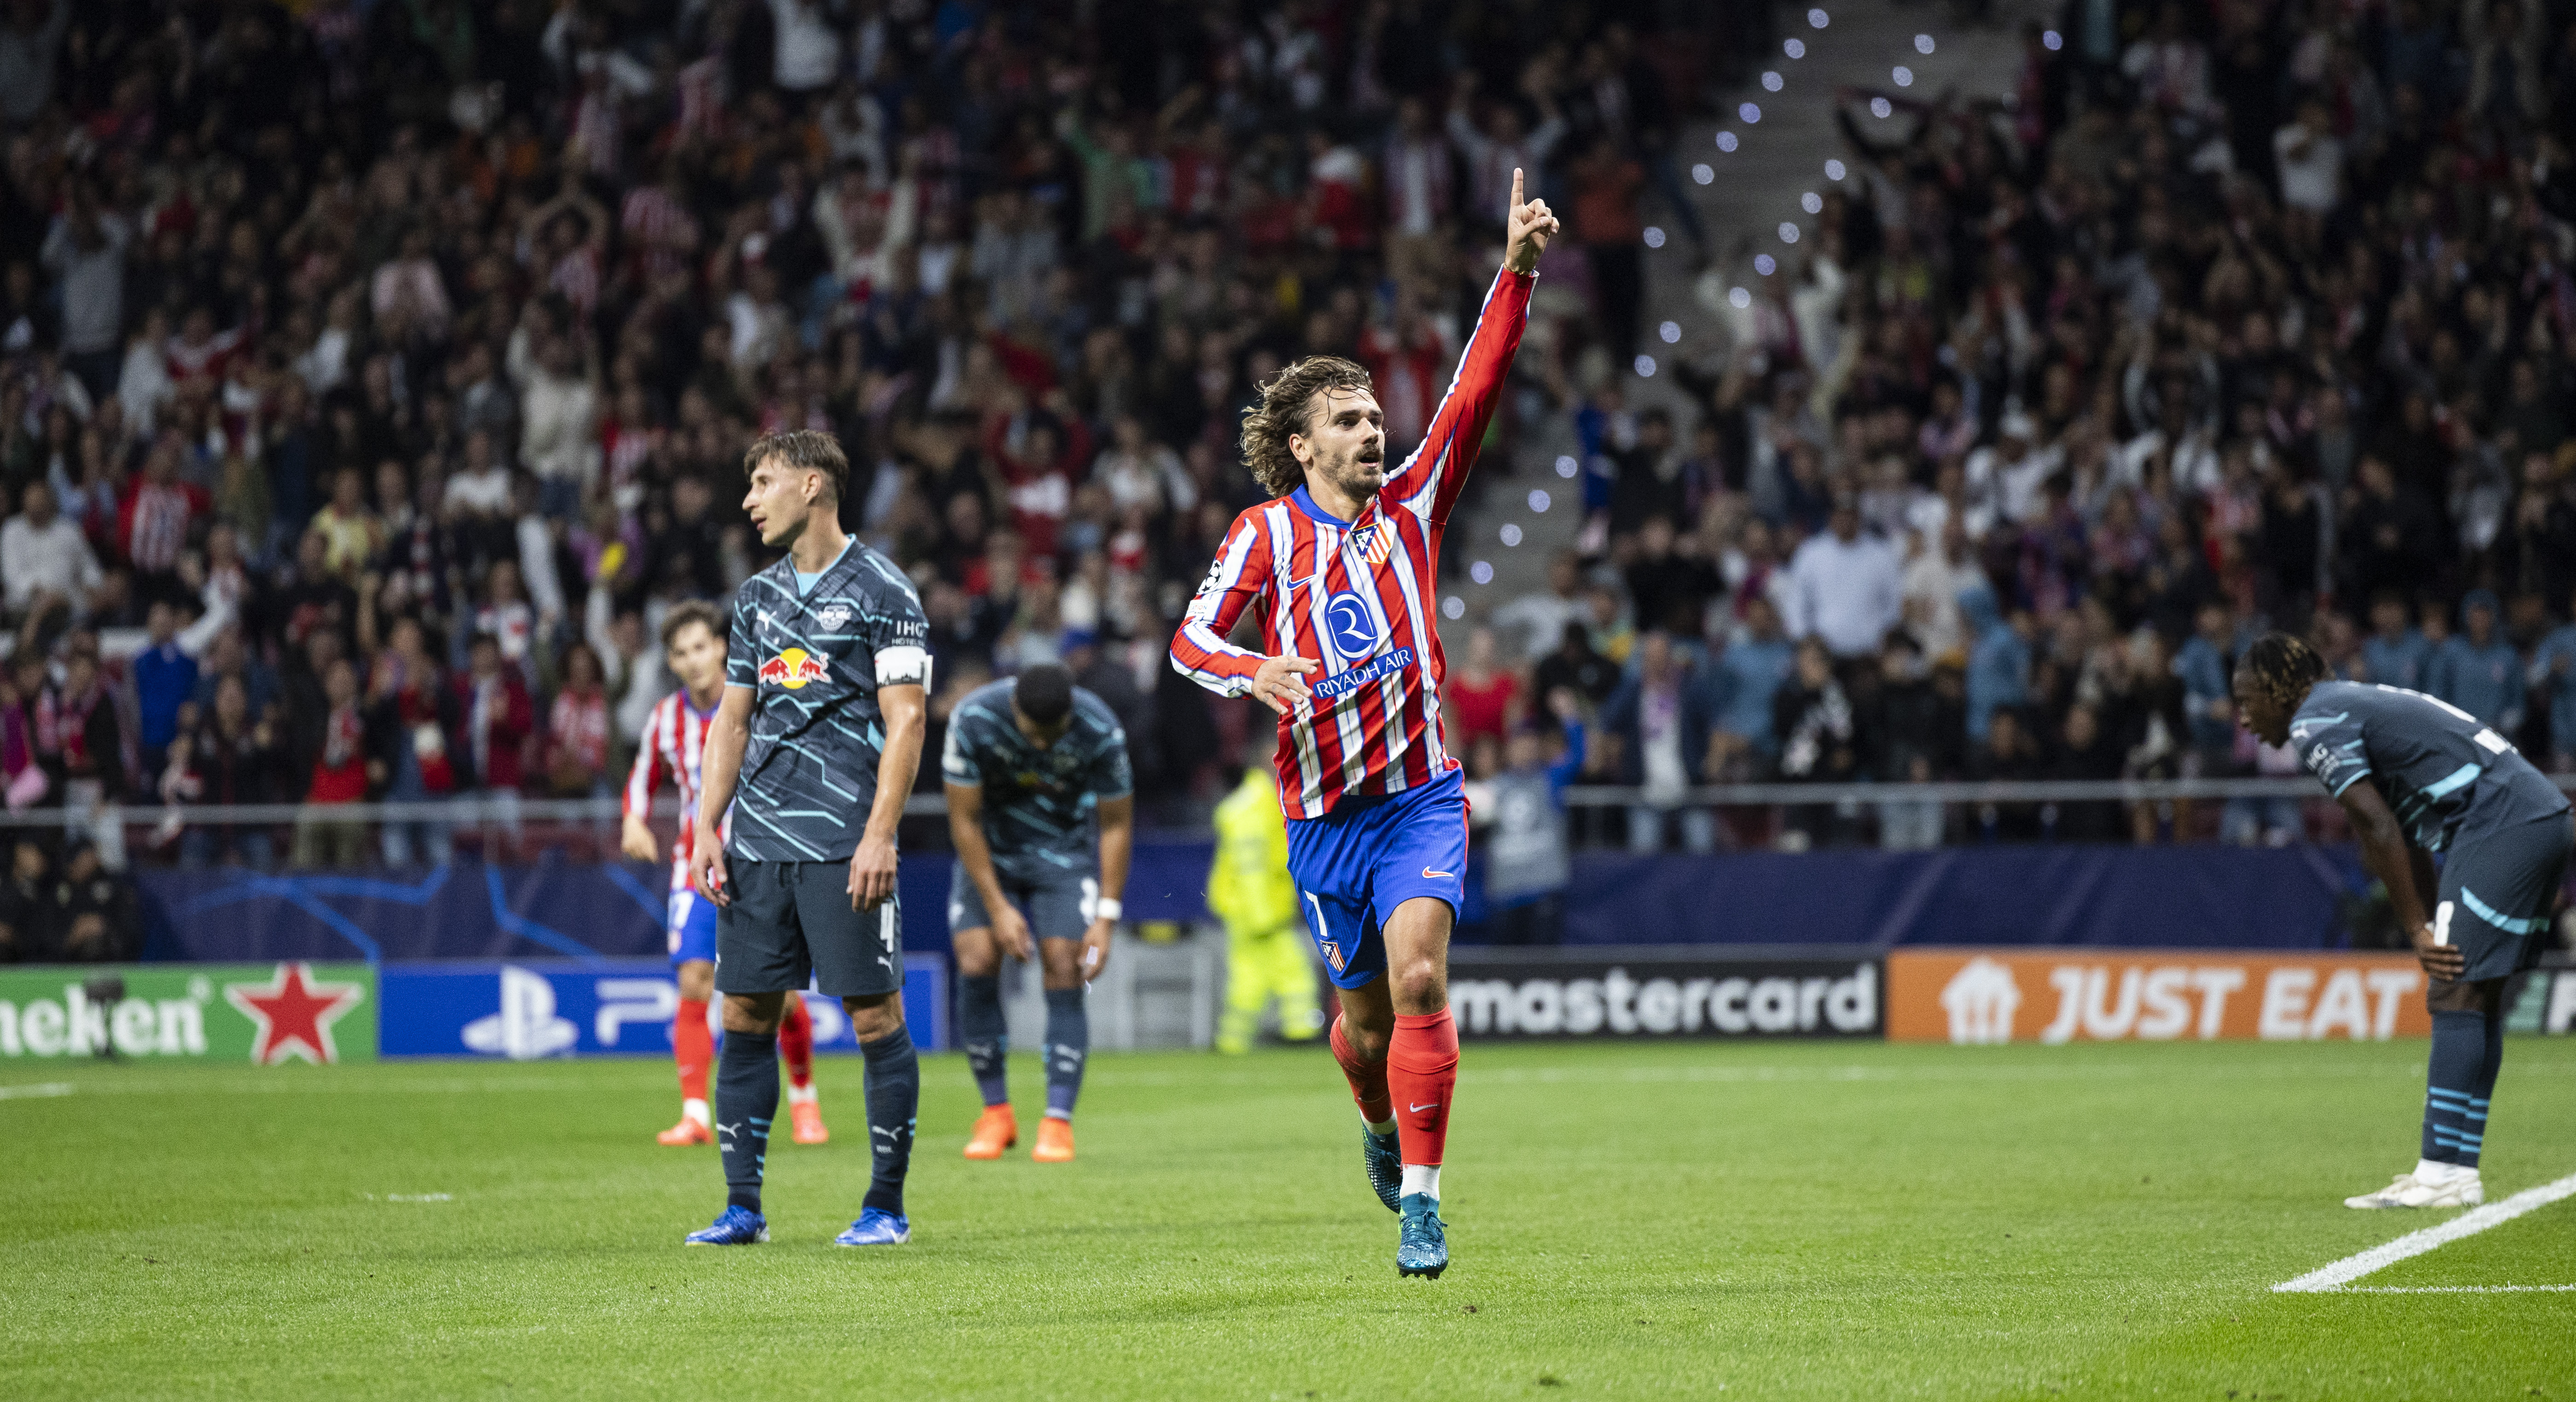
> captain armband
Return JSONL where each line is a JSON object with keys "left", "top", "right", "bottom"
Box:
{"left": 877, "top": 645, "right": 933, "bottom": 689}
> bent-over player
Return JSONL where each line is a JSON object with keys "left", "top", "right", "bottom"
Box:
{"left": 2235, "top": 633, "right": 2574, "bottom": 1209}
{"left": 942, "top": 662, "right": 1133, "bottom": 1163}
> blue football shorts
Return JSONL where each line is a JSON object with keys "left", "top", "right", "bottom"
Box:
{"left": 667, "top": 886, "right": 719, "bottom": 968}
{"left": 1284, "top": 767, "right": 1469, "bottom": 991}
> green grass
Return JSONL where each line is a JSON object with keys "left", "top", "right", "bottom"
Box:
{"left": 5, "top": 1039, "right": 2574, "bottom": 1399}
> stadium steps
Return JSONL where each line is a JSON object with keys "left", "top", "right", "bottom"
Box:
{"left": 1446, "top": 0, "right": 2046, "bottom": 643}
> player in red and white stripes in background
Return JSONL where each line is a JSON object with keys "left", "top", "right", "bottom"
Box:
{"left": 621, "top": 601, "right": 829, "bottom": 1147}
{"left": 1171, "top": 170, "right": 1557, "bottom": 1279}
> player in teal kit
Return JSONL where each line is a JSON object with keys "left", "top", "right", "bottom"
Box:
{"left": 941, "top": 663, "right": 1133, "bottom": 1163}
{"left": 2234, "top": 633, "right": 2575, "bottom": 1209}
{"left": 683, "top": 430, "right": 932, "bottom": 1248}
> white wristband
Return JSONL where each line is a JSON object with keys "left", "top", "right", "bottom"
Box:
{"left": 1094, "top": 898, "right": 1123, "bottom": 922}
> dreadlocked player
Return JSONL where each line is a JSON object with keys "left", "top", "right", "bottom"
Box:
{"left": 2233, "top": 633, "right": 2574, "bottom": 1209}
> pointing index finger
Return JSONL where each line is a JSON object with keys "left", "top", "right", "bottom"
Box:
{"left": 1511, "top": 166, "right": 1524, "bottom": 214}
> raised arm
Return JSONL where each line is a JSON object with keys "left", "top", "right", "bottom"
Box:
{"left": 1383, "top": 168, "right": 1556, "bottom": 525}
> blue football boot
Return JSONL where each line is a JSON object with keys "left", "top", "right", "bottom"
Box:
{"left": 1396, "top": 1193, "right": 1447, "bottom": 1279}
{"left": 684, "top": 1204, "right": 768, "bottom": 1245}
{"left": 1361, "top": 1125, "right": 1402, "bottom": 1212}
{"left": 834, "top": 1207, "right": 912, "bottom": 1246}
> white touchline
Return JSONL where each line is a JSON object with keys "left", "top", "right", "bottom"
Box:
{"left": 0, "top": 1082, "right": 73, "bottom": 1100}
{"left": 2273, "top": 1171, "right": 2576, "bottom": 1292}
{"left": 2335, "top": 1285, "right": 2576, "bottom": 1293}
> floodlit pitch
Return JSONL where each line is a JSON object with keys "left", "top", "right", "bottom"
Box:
{"left": 6, "top": 1038, "right": 2573, "bottom": 1397}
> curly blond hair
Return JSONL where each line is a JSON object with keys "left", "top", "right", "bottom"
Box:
{"left": 1238, "top": 356, "right": 1374, "bottom": 498}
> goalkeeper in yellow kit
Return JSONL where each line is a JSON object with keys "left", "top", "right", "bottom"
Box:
{"left": 1208, "top": 766, "right": 1323, "bottom": 1053}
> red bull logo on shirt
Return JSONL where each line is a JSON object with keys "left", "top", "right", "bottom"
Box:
{"left": 757, "top": 647, "right": 829, "bottom": 690}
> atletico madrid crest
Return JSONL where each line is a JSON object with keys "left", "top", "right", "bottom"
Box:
{"left": 1348, "top": 524, "right": 1394, "bottom": 567}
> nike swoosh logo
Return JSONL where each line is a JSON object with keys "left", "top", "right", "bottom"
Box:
{"left": 1409, "top": 1102, "right": 1439, "bottom": 1113}
{"left": 1422, "top": 868, "right": 1453, "bottom": 879}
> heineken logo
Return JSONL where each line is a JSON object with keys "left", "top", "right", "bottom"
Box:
{"left": 0, "top": 963, "right": 376, "bottom": 1064}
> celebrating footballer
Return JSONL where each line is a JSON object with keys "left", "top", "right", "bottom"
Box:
{"left": 1170, "top": 168, "right": 1558, "bottom": 1278}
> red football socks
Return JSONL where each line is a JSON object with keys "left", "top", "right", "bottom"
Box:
{"left": 1329, "top": 1015, "right": 1393, "bottom": 1126}
{"left": 778, "top": 995, "right": 816, "bottom": 1091}
{"left": 674, "top": 998, "right": 711, "bottom": 1103}
{"left": 1386, "top": 1010, "right": 1459, "bottom": 1167}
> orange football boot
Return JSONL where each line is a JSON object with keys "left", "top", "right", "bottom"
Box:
{"left": 963, "top": 1105, "right": 1017, "bottom": 1159}
{"left": 657, "top": 1115, "right": 712, "bottom": 1146}
{"left": 790, "top": 1099, "right": 830, "bottom": 1145}
{"left": 1032, "top": 1117, "right": 1076, "bottom": 1163}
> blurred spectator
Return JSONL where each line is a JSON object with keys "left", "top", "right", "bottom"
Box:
{"left": 1446, "top": 628, "right": 1518, "bottom": 753}
{"left": 545, "top": 642, "right": 613, "bottom": 798}
{"left": 48, "top": 841, "right": 135, "bottom": 962}
{"left": 1601, "top": 632, "right": 1717, "bottom": 853}
{"left": 131, "top": 600, "right": 197, "bottom": 780}
{"left": 169, "top": 675, "right": 284, "bottom": 871}
{"left": 1784, "top": 500, "right": 1902, "bottom": 660}
{"left": 1, "top": 481, "right": 99, "bottom": 627}
{"left": 459, "top": 634, "right": 534, "bottom": 855}
{"left": 0, "top": 838, "right": 46, "bottom": 961}
{"left": 1476, "top": 691, "right": 1587, "bottom": 945}
{"left": 1710, "top": 595, "right": 1795, "bottom": 778}
{"left": 1496, "top": 552, "right": 1590, "bottom": 663}
{"left": 368, "top": 617, "right": 460, "bottom": 868}
{"left": 1774, "top": 638, "right": 1858, "bottom": 849}
{"left": 2437, "top": 590, "right": 2524, "bottom": 731}
{"left": 292, "top": 657, "right": 373, "bottom": 869}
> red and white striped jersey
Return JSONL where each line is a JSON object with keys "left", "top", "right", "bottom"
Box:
{"left": 1171, "top": 267, "right": 1534, "bottom": 819}
{"left": 623, "top": 688, "right": 720, "bottom": 893}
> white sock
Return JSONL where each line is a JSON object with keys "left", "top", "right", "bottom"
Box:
{"left": 786, "top": 1082, "right": 818, "bottom": 1106}
{"left": 2415, "top": 1158, "right": 2468, "bottom": 1183}
{"left": 1364, "top": 1114, "right": 1397, "bottom": 1138}
{"left": 682, "top": 1097, "right": 710, "bottom": 1128}
{"left": 1401, "top": 1164, "right": 1441, "bottom": 1201}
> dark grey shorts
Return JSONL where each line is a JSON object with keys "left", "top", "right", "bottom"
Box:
{"left": 946, "top": 863, "right": 1097, "bottom": 943}
{"left": 715, "top": 858, "right": 904, "bottom": 999}
{"left": 2437, "top": 812, "right": 2575, "bottom": 983}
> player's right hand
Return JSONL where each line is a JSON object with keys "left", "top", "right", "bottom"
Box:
{"left": 1251, "top": 654, "right": 1320, "bottom": 717}
{"left": 619, "top": 815, "right": 658, "bottom": 864}
{"left": 2412, "top": 921, "right": 2465, "bottom": 980}
{"left": 689, "top": 822, "right": 731, "bottom": 908}
{"left": 992, "top": 902, "right": 1035, "bottom": 962}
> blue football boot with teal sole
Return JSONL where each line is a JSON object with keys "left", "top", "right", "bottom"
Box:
{"left": 1396, "top": 1193, "right": 1447, "bottom": 1278}
{"left": 1362, "top": 1125, "right": 1402, "bottom": 1212}
{"left": 684, "top": 1205, "right": 768, "bottom": 1245}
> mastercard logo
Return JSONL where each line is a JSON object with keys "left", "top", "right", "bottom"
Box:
{"left": 757, "top": 647, "right": 829, "bottom": 690}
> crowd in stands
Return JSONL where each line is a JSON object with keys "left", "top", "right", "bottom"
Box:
{"left": 22, "top": 0, "right": 2576, "bottom": 874}
{"left": 1463, "top": 0, "right": 2576, "bottom": 851}
{"left": 0, "top": 0, "right": 1721, "bottom": 883}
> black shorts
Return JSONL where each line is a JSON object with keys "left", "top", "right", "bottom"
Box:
{"left": 715, "top": 858, "right": 905, "bottom": 999}
{"left": 946, "top": 864, "right": 1097, "bottom": 942}
{"left": 2436, "top": 812, "right": 2575, "bottom": 983}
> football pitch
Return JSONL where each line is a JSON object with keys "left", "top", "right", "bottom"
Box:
{"left": 6, "top": 1039, "right": 2573, "bottom": 1399}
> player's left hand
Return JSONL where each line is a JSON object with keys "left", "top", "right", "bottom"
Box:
{"left": 849, "top": 833, "right": 900, "bottom": 910}
{"left": 1504, "top": 167, "right": 1559, "bottom": 274}
{"left": 1080, "top": 918, "right": 1114, "bottom": 981}
{"left": 2411, "top": 922, "right": 2466, "bottom": 981}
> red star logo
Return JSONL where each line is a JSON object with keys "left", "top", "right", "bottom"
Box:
{"left": 223, "top": 963, "right": 366, "bottom": 1066}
